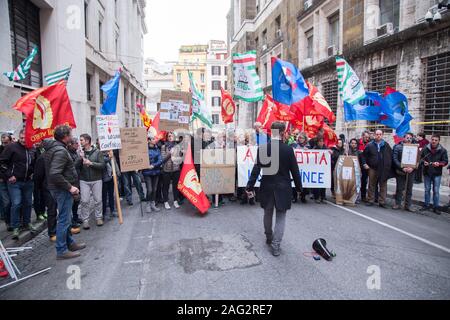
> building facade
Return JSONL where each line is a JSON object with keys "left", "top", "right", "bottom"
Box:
{"left": 144, "top": 58, "right": 174, "bottom": 114}
{"left": 0, "top": 0, "right": 147, "bottom": 139}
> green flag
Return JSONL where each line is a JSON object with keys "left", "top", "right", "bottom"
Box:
{"left": 189, "top": 71, "right": 212, "bottom": 129}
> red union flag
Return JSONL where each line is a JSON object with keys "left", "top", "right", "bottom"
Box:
{"left": 256, "top": 95, "right": 278, "bottom": 133}
{"left": 221, "top": 88, "right": 236, "bottom": 124}
{"left": 13, "top": 81, "right": 76, "bottom": 148}
{"left": 178, "top": 143, "right": 210, "bottom": 215}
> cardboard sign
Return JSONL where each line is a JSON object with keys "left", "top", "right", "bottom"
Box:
{"left": 294, "top": 149, "right": 332, "bottom": 189}
{"left": 200, "top": 149, "right": 236, "bottom": 195}
{"left": 119, "top": 127, "right": 150, "bottom": 172}
{"left": 159, "top": 90, "right": 192, "bottom": 132}
{"left": 97, "top": 115, "right": 121, "bottom": 151}
{"left": 401, "top": 144, "right": 420, "bottom": 169}
{"left": 237, "top": 146, "right": 261, "bottom": 187}
{"left": 335, "top": 156, "right": 361, "bottom": 206}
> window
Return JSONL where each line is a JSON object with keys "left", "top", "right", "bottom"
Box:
{"left": 201, "top": 88, "right": 205, "bottom": 96}
{"left": 212, "top": 66, "right": 221, "bottom": 76}
{"left": 224, "top": 66, "right": 228, "bottom": 76}
{"left": 201, "top": 73, "right": 205, "bottom": 83}
{"left": 275, "top": 15, "right": 281, "bottom": 36}
{"left": 306, "top": 28, "right": 314, "bottom": 59}
{"left": 177, "top": 73, "right": 181, "bottom": 83}
{"left": 379, "top": 0, "right": 400, "bottom": 30}
{"left": 224, "top": 81, "right": 228, "bottom": 90}
{"left": 114, "top": 0, "right": 118, "bottom": 21}
{"left": 115, "top": 33, "right": 119, "bottom": 58}
{"left": 255, "top": 37, "right": 259, "bottom": 50}
{"left": 322, "top": 80, "right": 338, "bottom": 129}
{"left": 262, "top": 29, "right": 267, "bottom": 45}
{"left": 9, "top": 0, "right": 43, "bottom": 87}
{"left": 86, "top": 74, "right": 92, "bottom": 101}
{"left": 423, "top": 52, "right": 450, "bottom": 136}
{"left": 212, "top": 81, "right": 221, "bottom": 90}
{"left": 263, "top": 62, "right": 268, "bottom": 87}
{"left": 368, "top": 65, "right": 398, "bottom": 132}
{"left": 212, "top": 114, "right": 220, "bottom": 125}
{"left": 98, "top": 19, "right": 103, "bottom": 51}
{"left": 328, "top": 12, "right": 340, "bottom": 48}
{"left": 99, "top": 81, "right": 105, "bottom": 105}
{"left": 84, "top": 1, "right": 89, "bottom": 38}
{"left": 212, "top": 97, "right": 221, "bottom": 107}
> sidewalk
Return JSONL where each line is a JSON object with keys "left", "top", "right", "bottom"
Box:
{"left": 0, "top": 214, "right": 47, "bottom": 249}
{"left": 387, "top": 180, "right": 450, "bottom": 210}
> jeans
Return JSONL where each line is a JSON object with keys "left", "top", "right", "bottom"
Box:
{"left": 123, "top": 172, "right": 145, "bottom": 203}
{"left": 263, "top": 194, "right": 287, "bottom": 246}
{"left": 8, "top": 181, "right": 33, "bottom": 229}
{"left": 424, "top": 175, "right": 442, "bottom": 208}
{"left": 144, "top": 175, "right": 159, "bottom": 202}
{"left": 162, "top": 171, "right": 181, "bottom": 203}
{"left": 395, "top": 173, "right": 414, "bottom": 208}
{"left": 0, "top": 181, "right": 11, "bottom": 225}
{"left": 50, "top": 190, "right": 75, "bottom": 255}
{"left": 102, "top": 180, "right": 115, "bottom": 215}
{"left": 80, "top": 180, "right": 103, "bottom": 222}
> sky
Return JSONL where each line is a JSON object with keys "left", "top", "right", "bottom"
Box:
{"left": 144, "top": 0, "right": 230, "bottom": 63}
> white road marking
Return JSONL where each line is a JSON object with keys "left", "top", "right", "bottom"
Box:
{"left": 124, "top": 260, "right": 143, "bottom": 265}
{"left": 327, "top": 202, "right": 450, "bottom": 254}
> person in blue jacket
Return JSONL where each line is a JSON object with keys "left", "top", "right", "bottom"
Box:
{"left": 142, "top": 135, "right": 163, "bottom": 213}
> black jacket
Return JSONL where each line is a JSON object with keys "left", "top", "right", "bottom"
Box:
{"left": 43, "top": 139, "right": 79, "bottom": 191}
{"left": 77, "top": 146, "right": 105, "bottom": 182}
{"left": 349, "top": 148, "right": 363, "bottom": 168}
{"left": 421, "top": 144, "right": 448, "bottom": 177}
{"left": 331, "top": 146, "right": 345, "bottom": 170}
{"left": 34, "top": 152, "right": 47, "bottom": 189}
{"left": 392, "top": 142, "right": 416, "bottom": 175}
{"left": 363, "top": 140, "right": 393, "bottom": 182}
{"left": 0, "top": 142, "right": 36, "bottom": 182}
{"left": 247, "top": 140, "right": 302, "bottom": 212}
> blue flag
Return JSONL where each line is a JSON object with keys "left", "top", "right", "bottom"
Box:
{"left": 271, "top": 57, "right": 309, "bottom": 105}
{"left": 344, "top": 91, "right": 384, "bottom": 122}
{"left": 100, "top": 71, "right": 121, "bottom": 115}
{"left": 380, "top": 91, "right": 413, "bottom": 136}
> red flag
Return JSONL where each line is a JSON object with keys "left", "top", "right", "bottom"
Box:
{"left": 307, "top": 82, "right": 336, "bottom": 123}
{"left": 384, "top": 86, "right": 397, "bottom": 97}
{"left": 274, "top": 100, "right": 295, "bottom": 121}
{"left": 221, "top": 88, "right": 236, "bottom": 124}
{"left": 137, "top": 104, "right": 152, "bottom": 131}
{"left": 257, "top": 95, "right": 278, "bottom": 132}
{"left": 13, "top": 81, "right": 76, "bottom": 148}
{"left": 322, "top": 123, "right": 338, "bottom": 148}
{"left": 178, "top": 143, "right": 210, "bottom": 215}
{"left": 149, "top": 112, "right": 166, "bottom": 142}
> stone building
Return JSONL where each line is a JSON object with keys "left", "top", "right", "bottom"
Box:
{"left": 0, "top": 0, "right": 147, "bottom": 138}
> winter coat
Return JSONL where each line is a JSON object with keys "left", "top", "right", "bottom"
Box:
{"left": 77, "top": 146, "right": 105, "bottom": 182}
{"left": 43, "top": 139, "right": 79, "bottom": 191}
{"left": 348, "top": 147, "right": 363, "bottom": 168}
{"left": 421, "top": 144, "right": 449, "bottom": 177}
{"left": 247, "top": 140, "right": 302, "bottom": 212}
{"left": 363, "top": 140, "right": 393, "bottom": 182}
{"left": 331, "top": 146, "right": 345, "bottom": 170}
{"left": 142, "top": 146, "right": 163, "bottom": 176}
{"left": 392, "top": 142, "right": 416, "bottom": 176}
{"left": 0, "top": 142, "right": 35, "bottom": 182}
{"left": 161, "top": 142, "right": 183, "bottom": 173}
{"left": 102, "top": 153, "right": 121, "bottom": 182}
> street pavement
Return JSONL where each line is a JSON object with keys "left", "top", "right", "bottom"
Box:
{"left": 1, "top": 194, "right": 450, "bottom": 300}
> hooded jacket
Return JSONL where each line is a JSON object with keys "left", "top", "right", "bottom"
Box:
{"left": 77, "top": 146, "right": 105, "bottom": 182}
{"left": 421, "top": 144, "right": 448, "bottom": 177}
{"left": 0, "top": 142, "right": 35, "bottom": 182}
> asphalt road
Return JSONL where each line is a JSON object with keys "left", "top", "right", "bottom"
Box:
{"left": 1, "top": 195, "right": 450, "bottom": 300}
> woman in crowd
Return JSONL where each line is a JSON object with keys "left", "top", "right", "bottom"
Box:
{"left": 331, "top": 139, "right": 345, "bottom": 197}
{"left": 312, "top": 137, "right": 328, "bottom": 204}
{"left": 143, "top": 135, "right": 163, "bottom": 213}
{"left": 161, "top": 132, "right": 184, "bottom": 210}
{"left": 102, "top": 151, "right": 118, "bottom": 219}
{"left": 291, "top": 132, "right": 310, "bottom": 203}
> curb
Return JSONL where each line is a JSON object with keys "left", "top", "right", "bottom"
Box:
{"left": 1, "top": 220, "right": 47, "bottom": 249}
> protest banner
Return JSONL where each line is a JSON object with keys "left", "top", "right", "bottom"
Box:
{"left": 237, "top": 146, "right": 261, "bottom": 187}
{"left": 294, "top": 149, "right": 332, "bottom": 189}
{"left": 401, "top": 144, "right": 420, "bottom": 169}
{"left": 200, "top": 149, "right": 236, "bottom": 195}
{"left": 159, "top": 90, "right": 191, "bottom": 132}
{"left": 119, "top": 127, "right": 150, "bottom": 172}
{"left": 334, "top": 156, "right": 361, "bottom": 206}
{"left": 96, "top": 115, "right": 121, "bottom": 151}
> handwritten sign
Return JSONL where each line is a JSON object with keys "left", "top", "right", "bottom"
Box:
{"left": 200, "top": 166, "right": 236, "bottom": 195}
{"left": 96, "top": 115, "right": 121, "bottom": 151}
{"left": 159, "top": 90, "right": 191, "bottom": 132}
{"left": 294, "top": 149, "right": 332, "bottom": 188}
{"left": 401, "top": 144, "right": 419, "bottom": 169}
{"left": 119, "top": 127, "right": 150, "bottom": 172}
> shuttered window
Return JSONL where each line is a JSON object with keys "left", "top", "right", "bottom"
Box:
{"left": 322, "top": 80, "right": 338, "bottom": 129}
{"left": 423, "top": 52, "right": 450, "bottom": 136}
{"left": 9, "top": 0, "right": 42, "bottom": 88}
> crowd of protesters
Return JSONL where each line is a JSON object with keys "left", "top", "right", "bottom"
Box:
{"left": 0, "top": 123, "right": 449, "bottom": 260}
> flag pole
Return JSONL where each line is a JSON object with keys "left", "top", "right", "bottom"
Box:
{"left": 109, "top": 150, "right": 123, "bottom": 225}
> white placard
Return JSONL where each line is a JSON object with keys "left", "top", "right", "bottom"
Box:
{"left": 294, "top": 149, "right": 332, "bottom": 188}
{"left": 96, "top": 115, "right": 121, "bottom": 151}
{"left": 342, "top": 167, "right": 353, "bottom": 180}
{"left": 401, "top": 144, "right": 419, "bottom": 168}
{"left": 237, "top": 146, "right": 261, "bottom": 187}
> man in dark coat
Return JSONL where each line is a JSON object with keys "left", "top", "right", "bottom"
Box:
{"left": 247, "top": 122, "right": 302, "bottom": 257}
{"left": 363, "top": 130, "right": 392, "bottom": 208}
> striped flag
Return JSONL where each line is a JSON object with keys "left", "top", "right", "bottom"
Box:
{"left": 189, "top": 71, "right": 213, "bottom": 129}
{"left": 45, "top": 65, "right": 72, "bottom": 85}
{"left": 336, "top": 57, "right": 366, "bottom": 105}
{"left": 3, "top": 46, "right": 39, "bottom": 82}
{"left": 233, "top": 51, "right": 264, "bottom": 102}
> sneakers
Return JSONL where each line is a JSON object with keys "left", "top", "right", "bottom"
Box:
{"left": 173, "top": 201, "right": 180, "bottom": 209}
{"left": 82, "top": 220, "right": 90, "bottom": 230}
{"left": 150, "top": 202, "right": 160, "bottom": 212}
{"left": 392, "top": 204, "right": 401, "bottom": 210}
{"left": 37, "top": 214, "right": 46, "bottom": 222}
{"left": 405, "top": 207, "right": 416, "bottom": 213}
{"left": 96, "top": 219, "right": 104, "bottom": 227}
{"left": 266, "top": 237, "right": 273, "bottom": 246}
{"left": 164, "top": 202, "right": 171, "bottom": 210}
{"left": 57, "top": 251, "right": 81, "bottom": 260}
{"left": 433, "top": 208, "right": 441, "bottom": 215}
{"left": 271, "top": 244, "right": 281, "bottom": 257}
{"left": 69, "top": 243, "right": 87, "bottom": 252}
{"left": 11, "top": 228, "right": 20, "bottom": 240}
{"left": 25, "top": 224, "right": 38, "bottom": 234}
